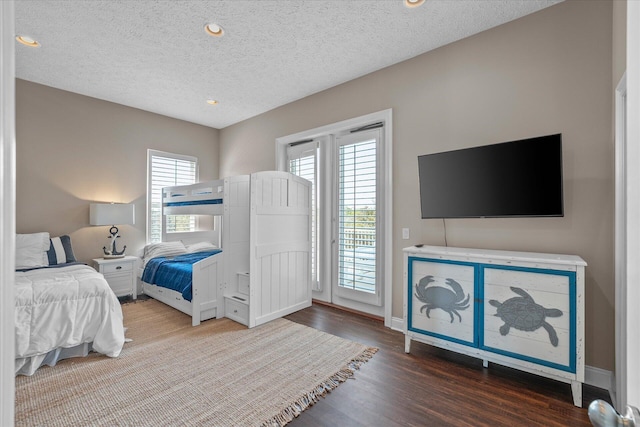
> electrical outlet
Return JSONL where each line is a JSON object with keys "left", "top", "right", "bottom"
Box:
{"left": 402, "top": 228, "right": 410, "bottom": 239}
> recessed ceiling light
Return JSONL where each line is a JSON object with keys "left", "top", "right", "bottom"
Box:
{"left": 16, "top": 35, "right": 40, "bottom": 47}
{"left": 204, "top": 23, "right": 224, "bottom": 37}
{"left": 404, "top": 0, "right": 425, "bottom": 8}
{"left": 206, "top": 99, "right": 219, "bottom": 106}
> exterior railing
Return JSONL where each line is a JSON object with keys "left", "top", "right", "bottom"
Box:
{"left": 342, "top": 228, "right": 375, "bottom": 249}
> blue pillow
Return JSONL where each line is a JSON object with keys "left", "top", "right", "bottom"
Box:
{"left": 47, "top": 235, "right": 77, "bottom": 265}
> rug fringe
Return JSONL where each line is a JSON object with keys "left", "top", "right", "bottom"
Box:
{"left": 260, "top": 346, "right": 378, "bottom": 427}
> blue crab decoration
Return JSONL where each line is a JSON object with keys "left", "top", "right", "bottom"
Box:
{"left": 414, "top": 275, "right": 470, "bottom": 323}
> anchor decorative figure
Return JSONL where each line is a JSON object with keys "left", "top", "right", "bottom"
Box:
{"left": 103, "top": 225, "right": 126, "bottom": 258}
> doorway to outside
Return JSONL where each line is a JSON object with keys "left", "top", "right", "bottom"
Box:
{"left": 276, "top": 110, "right": 392, "bottom": 324}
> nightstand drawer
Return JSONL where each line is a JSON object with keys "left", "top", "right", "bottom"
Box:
{"left": 224, "top": 296, "right": 248, "bottom": 326}
{"left": 102, "top": 262, "right": 133, "bottom": 274}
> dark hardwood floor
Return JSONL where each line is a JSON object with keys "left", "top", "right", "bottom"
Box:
{"left": 285, "top": 303, "right": 609, "bottom": 427}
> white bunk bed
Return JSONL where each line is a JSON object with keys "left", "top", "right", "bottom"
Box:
{"left": 142, "top": 180, "right": 225, "bottom": 326}
{"left": 141, "top": 171, "right": 312, "bottom": 328}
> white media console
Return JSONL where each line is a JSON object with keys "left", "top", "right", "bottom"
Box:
{"left": 403, "top": 245, "right": 586, "bottom": 407}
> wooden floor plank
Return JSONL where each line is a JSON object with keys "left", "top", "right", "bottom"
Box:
{"left": 285, "top": 303, "right": 609, "bottom": 427}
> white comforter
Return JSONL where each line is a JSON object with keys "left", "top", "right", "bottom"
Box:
{"left": 15, "top": 264, "right": 125, "bottom": 374}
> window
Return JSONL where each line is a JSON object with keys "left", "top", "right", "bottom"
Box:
{"left": 287, "top": 141, "right": 319, "bottom": 290}
{"left": 277, "top": 109, "right": 392, "bottom": 320}
{"left": 147, "top": 150, "right": 198, "bottom": 243}
{"left": 337, "top": 134, "right": 377, "bottom": 295}
{"left": 285, "top": 127, "right": 383, "bottom": 308}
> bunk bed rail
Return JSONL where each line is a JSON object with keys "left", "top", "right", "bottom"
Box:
{"left": 162, "top": 179, "right": 225, "bottom": 216}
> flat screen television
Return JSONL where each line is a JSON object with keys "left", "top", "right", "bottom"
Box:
{"left": 418, "top": 134, "right": 563, "bottom": 219}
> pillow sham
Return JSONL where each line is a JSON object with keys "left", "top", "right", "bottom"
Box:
{"left": 142, "top": 241, "right": 187, "bottom": 268}
{"left": 16, "top": 232, "right": 50, "bottom": 269}
{"left": 47, "top": 235, "right": 77, "bottom": 265}
{"left": 185, "top": 241, "right": 218, "bottom": 253}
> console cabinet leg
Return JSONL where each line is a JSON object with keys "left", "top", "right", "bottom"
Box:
{"left": 483, "top": 360, "right": 488, "bottom": 368}
{"left": 405, "top": 336, "right": 411, "bottom": 353}
{"left": 571, "top": 381, "right": 582, "bottom": 407}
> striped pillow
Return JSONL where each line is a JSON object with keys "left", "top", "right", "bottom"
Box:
{"left": 47, "top": 235, "right": 77, "bottom": 265}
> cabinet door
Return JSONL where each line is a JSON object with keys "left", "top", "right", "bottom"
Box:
{"left": 481, "top": 266, "right": 575, "bottom": 372}
{"left": 105, "top": 272, "right": 133, "bottom": 297}
{"left": 407, "top": 257, "right": 477, "bottom": 347}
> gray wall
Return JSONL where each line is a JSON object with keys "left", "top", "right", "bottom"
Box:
{"left": 613, "top": 0, "right": 627, "bottom": 86}
{"left": 15, "top": 79, "right": 220, "bottom": 264}
{"left": 219, "top": 1, "right": 615, "bottom": 370}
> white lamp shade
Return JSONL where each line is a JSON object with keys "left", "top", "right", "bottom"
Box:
{"left": 90, "top": 203, "right": 135, "bottom": 226}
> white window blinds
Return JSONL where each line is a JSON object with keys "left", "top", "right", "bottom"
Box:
{"left": 287, "top": 141, "right": 319, "bottom": 290}
{"left": 147, "top": 150, "right": 198, "bottom": 243}
{"left": 337, "top": 134, "right": 377, "bottom": 294}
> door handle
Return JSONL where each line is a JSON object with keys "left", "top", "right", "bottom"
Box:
{"left": 588, "top": 399, "right": 639, "bottom": 426}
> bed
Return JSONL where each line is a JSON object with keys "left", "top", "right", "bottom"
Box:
{"left": 141, "top": 171, "right": 313, "bottom": 328}
{"left": 15, "top": 232, "right": 125, "bottom": 376}
{"left": 140, "top": 176, "right": 226, "bottom": 326}
{"left": 140, "top": 239, "right": 224, "bottom": 327}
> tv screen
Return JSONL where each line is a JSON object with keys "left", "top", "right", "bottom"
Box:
{"left": 418, "top": 134, "right": 563, "bottom": 219}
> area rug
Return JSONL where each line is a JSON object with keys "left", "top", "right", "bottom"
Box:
{"left": 15, "top": 299, "right": 377, "bottom": 426}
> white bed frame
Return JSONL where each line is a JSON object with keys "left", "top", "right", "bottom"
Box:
{"left": 142, "top": 171, "right": 312, "bottom": 328}
{"left": 141, "top": 230, "right": 224, "bottom": 327}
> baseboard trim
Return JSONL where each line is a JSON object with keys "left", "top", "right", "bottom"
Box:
{"left": 312, "top": 299, "right": 384, "bottom": 322}
{"left": 391, "top": 316, "right": 403, "bottom": 333}
{"left": 585, "top": 365, "right": 614, "bottom": 394}
{"left": 391, "top": 317, "right": 613, "bottom": 396}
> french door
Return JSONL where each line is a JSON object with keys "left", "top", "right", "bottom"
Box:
{"left": 333, "top": 129, "right": 382, "bottom": 306}
{"left": 285, "top": 124, "right": 386, "bottom": 315}
{"left": 287, "top": 140, "right": 319, "bottom": 291}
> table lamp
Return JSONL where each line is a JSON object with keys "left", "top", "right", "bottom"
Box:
{"left": 90, "top": 203, "right": 135, "bottom": 258}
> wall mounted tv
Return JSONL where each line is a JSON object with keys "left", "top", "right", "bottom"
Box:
{"left": 418, "top": 134, "right": 563, "bottom": 219}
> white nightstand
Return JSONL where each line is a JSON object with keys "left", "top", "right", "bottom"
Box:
{"left": 93, "top": 256, "right": 138, "bottom": 299}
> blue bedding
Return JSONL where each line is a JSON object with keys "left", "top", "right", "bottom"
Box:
{"left": 141, "top": 250, "right": 222, "bottom": 301}
{"left": 164, "top": 199, "right": 223, "bottom": 207}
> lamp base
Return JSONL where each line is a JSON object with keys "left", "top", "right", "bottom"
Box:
{"left": 102, "top": 226, "right": 127, "bottom": 259}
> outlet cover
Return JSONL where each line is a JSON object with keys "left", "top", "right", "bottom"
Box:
{"left": 402, "top": 228, "right": 410, "bottom": 239}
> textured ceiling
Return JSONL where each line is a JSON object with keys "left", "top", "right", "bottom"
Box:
{"left": 15, "top": 0, "right": 562, "bottom": 129}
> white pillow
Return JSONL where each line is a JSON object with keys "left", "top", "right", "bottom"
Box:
{"left": 16, "top": 232, "right": 50, "bottom": 269}
{"left": 186, "top": 241, "right": 218, "bottom": 253}
{"left": 142, "top": 241, "right": 187, "bottom": 268}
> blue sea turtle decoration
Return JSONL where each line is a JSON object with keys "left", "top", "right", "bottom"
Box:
{"left": 489, "top": 287, "right": 563, "bottom": 347}
{"left": 414, "top": 275, "right": 470, "bottom": 323}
